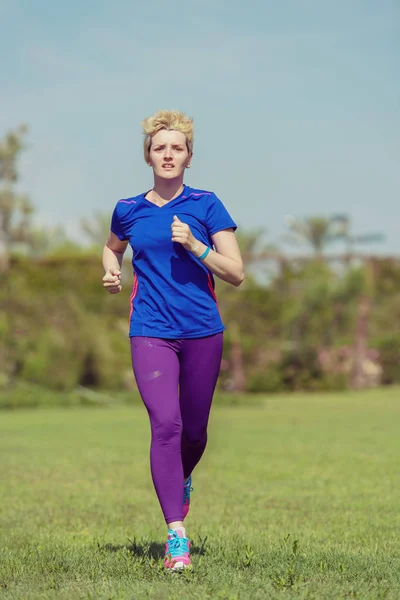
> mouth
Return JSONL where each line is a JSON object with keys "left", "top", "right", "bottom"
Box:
{"left": 162, "top": 164, "right": 174, "bottom": 169}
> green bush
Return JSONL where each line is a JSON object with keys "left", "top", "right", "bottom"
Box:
{"left": 374, "top": 335, "right": 400, "bottom": 384}
{"left": 21, "top": 330, "right": 86, "bottom": 390}
{"left": 0, "top": 382, "right": 81, "bottom": 410}
{"left": 246, "top": 350, "right": 348, "bottom": 393}
{"left": 247, "top": 364, "right": 283, "bottom": 393}
{"left": 277, "top": 347, "right": 347, "bottom": 392}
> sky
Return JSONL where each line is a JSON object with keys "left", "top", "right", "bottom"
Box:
{"left": 1, "top": 0, "right": 399, "bottom": 255}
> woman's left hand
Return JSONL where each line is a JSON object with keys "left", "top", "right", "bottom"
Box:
{"left": 171, "top": 215, "right": 198, "bottom": 252}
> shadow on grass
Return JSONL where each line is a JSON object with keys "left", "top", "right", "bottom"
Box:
{"left": 101, "top": 536, "right": 208, "bottom": 560}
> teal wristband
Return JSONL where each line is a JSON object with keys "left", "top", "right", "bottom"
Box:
{"left": 198, "top": 246, "right": 211, "bottom": 261}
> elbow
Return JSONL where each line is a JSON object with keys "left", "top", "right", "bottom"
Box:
{"left": 233, "top": 270, "right": 245, "bottom": 287}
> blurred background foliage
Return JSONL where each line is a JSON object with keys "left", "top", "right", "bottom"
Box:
{"left": 1, "top": 125, "right": 399, "bottom": 406}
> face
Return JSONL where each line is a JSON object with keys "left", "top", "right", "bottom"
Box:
{"left": 148, "top": 129, "right": 192, "bottom": 181}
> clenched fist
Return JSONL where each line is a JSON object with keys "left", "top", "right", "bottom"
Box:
{"left": 103, "top": 268, "right": 122, "bottom": 294}
{"left": 171, "top": 215, "right": 197, "bottom": 251}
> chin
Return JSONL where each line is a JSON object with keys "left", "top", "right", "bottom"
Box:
{"left": 159, "top": 171, "right": 180, "bottom": 179}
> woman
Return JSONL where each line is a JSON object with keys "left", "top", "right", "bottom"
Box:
{"left": 102, "top": 110, "right": 244, "bottom": 570}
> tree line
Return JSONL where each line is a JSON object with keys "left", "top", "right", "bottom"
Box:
{"left": 1, "top": 126, "right": 399, "bottom": 394}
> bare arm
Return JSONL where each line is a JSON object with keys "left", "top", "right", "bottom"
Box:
{"left": 102, "top": 232, "right": 129, "bottom": 293}
{"left": 196, "top": 229, "right": 244, "bottom": 287}
{"left": 171, "top": 217, "right": 244, "bottom": 287}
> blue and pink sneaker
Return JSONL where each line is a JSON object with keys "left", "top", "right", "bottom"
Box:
{"left": 183, "top": 475, "right": 193, "bottom": 519}
{"left": 164, "top": 529, "right": 191, "bottom": 570}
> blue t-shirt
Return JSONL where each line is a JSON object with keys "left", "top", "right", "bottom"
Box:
{"left": 111, "top": 185, "right": 237, "bottom": 339}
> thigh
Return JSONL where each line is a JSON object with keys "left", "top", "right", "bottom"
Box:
{"left": 130, "top": 337, "right": 181, "bottom": 426}
{"left": 179, "top": 333, "right": 223, "bottom": 430}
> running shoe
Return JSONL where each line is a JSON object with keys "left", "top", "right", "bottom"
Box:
{"left": 164, "top": 529, "right": 191, "bottom": 570}
{"left": 183, "top": 475, "right": 193, "bottom": 519}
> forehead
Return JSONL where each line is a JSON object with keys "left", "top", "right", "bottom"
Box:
{"left": 151, "top": 129, "right": 187, "bottom": 146}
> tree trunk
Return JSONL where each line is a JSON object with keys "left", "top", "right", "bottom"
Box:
{"left": 351, "top": 295, "right": 370, "bottom": 389}
{"left": 229, "top": 320, "right": 246, "bottom": 393}
{"left": 0, "top": 230, "right": 9, "bottom": 274}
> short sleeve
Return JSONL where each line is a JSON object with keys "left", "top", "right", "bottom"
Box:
{"left": 110, "top": 202, "right": 128, "bottom": 241}
{"left": 206, "top": 193, "right": 237, "bottom": 236}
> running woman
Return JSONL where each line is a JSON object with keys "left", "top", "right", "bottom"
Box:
{"left": 102, "top": 110, "right": 244, "bottom": 570}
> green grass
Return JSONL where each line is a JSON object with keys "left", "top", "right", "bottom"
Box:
{"left": 0, "top": 387, "right": 399, "bottom": 599}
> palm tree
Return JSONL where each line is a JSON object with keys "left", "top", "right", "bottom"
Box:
{"left": 0, "top": 125, "right": 31, "bottom": 273}
{"left": 283, "top": 214, "right": 386, "bottom": 389}
{"left": 0, "top": 126, "right": 33, "bottom": 384}
{"left": 283, "top": 215, "right": 346, "bottom": 258}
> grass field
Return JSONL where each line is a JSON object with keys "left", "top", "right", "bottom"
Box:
{"left": 0, "top": 388, "right": 399, "bottom": 599}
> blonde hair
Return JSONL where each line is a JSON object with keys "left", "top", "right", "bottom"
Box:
{"left": 141, "top": 110, "right": 194, "bottom": 162}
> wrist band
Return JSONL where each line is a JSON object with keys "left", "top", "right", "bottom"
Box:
{"left": 198, "top": 246, "right": 211, "bottom": 261}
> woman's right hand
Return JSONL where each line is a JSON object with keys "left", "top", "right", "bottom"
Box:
{"left": 102, "top": 268, "right": 122, "bottom": 294}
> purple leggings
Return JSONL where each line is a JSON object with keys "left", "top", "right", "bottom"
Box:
{"left": 130, "top": 333, "right": 223, "bottom": 523}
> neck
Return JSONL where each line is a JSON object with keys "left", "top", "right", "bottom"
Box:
{"left": 152, "top": 176, "right": 185, "bottom": 202}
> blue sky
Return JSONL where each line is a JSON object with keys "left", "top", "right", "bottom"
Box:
{"left": 1, "top": 0, "right": 399, "bottom": 254}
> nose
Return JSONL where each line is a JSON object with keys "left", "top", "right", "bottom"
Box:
{"left": 163, "top": 146, "right": 173, "bottom": 160}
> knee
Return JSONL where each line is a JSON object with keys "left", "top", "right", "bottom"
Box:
{"left": 182, "top": 428, "right": 207, "bottom": 447}
{"left": 153, "top": 417, "right": 182, "bottom": 446}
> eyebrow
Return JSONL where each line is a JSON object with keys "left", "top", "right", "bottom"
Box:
{"left": 154, "top": 143, "right": 184, "bottom": 148}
